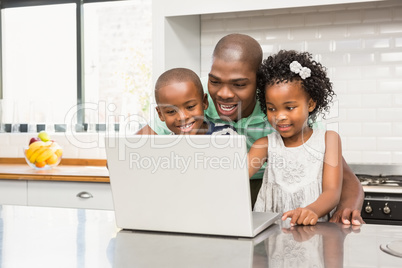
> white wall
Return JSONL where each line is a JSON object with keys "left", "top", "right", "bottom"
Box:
{"left": 157, "top": 0, "right": 382, "bottom": 16}
{"left": 151, "top": 0, "right": 401, "bottom": 165}
{"left": 198, "top": 0, "right": 402, "bottom": 164}
{"left": 152, "top": 0, "right": 385, "bottom": 84}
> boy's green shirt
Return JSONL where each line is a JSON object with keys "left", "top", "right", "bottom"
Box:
{"left": 151, "top": 77, "right": 275, "bottom": 179}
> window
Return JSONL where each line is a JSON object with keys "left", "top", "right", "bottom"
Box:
{"left": 2, "top": 3, "right": 76, "bottom": 132}
{"left": 83, "top": 0, "right": 152, "bottom": 132}
{"left": 0, "top": 0, "right": 152, "bottom": 133}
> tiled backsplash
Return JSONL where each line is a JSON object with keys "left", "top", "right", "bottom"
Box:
{"left": 0, "top": 133, "right": 107, "bottom": 159}
{"left": 200, "top": 0, "right": 402, "bottom": 164}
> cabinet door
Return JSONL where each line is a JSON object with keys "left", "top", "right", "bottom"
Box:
{"left": 0, "top": 180, "right": 28, "bottom": 206}
{"left": 28, "top": 181, "right": 114, "bottom": 210}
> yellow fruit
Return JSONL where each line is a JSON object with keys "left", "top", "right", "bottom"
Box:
{"left": 35, "top": 149, "right": 53, "bottom": 163}
{"left": 26, "top": 141, "right": 47, "bottom": 159}
{"left": 46, "top": 153, "right": 59, "bottom": 165}
{"left": 25, "top": 140, "right": 62, "bottom": 169}
{"left": 29, "top": 147, "right": 48, "bottom": 163}
{"left": 55, "top": 148, "right": 63, "bottom": 158}
{"left": 35, "top": 161, "right": 46, "bottom": 168}
{"left": 36, "top": 146, "right": 57, "bottom": 163}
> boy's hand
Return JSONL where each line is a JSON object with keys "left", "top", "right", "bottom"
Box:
{"left": 282, "top": 207, "right": 319, "bottom": 226}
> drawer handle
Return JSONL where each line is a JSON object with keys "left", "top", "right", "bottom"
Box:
{"left": 76, "top": 191, "right": 93, "bottom": 199}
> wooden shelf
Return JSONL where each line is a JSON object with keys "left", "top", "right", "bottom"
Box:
{"left": 0, "top": 158, "right": 109, "bottom": 183}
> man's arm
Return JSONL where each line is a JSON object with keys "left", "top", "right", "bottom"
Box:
{"left": 247, "top": 137, "right": 268, "bottom": 179}
{"left": 329, "top": 157, "right": 365, "bottom": 225}
{"left": 136, "top": 125, "right": 157, "bottom": 135}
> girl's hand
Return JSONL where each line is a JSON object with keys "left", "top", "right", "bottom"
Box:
{"left": 282, "top": 207, "right": 319, "bottom": 226}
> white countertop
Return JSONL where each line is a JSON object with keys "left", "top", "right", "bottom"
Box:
{"left": 0, "top": 205, "right": 401, "bottom": 267}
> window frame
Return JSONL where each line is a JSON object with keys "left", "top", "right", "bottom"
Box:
{"left": 0, "top": 0, "right": 131, "bottom": 127}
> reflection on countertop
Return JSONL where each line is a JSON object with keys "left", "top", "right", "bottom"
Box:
{"left": 0, "top": 205, "right": 401, "bottom": 268}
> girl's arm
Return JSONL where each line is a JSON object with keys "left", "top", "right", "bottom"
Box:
{"left": 247, "top": 137, "right": 268, "bottom": 179}
{"left": 307, "top": 131, "right": 343, "bottom": 216}
{"left": 283, "top": 131, "right": 343, "bottom": 225}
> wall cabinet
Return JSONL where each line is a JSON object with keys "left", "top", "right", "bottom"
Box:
{"left": 0, "top": 179, "right": 114, "bottom": 210}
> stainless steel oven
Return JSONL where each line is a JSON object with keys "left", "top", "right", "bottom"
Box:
{"left": 350, "top": 164, "right": 402, "bottom": 225}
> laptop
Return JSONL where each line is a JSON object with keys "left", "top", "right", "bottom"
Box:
{"left": 112, "top": 224, "right": 280, "bottom": 268}
{"left": 105, "top": 135, "right": 280, "bottom": 237}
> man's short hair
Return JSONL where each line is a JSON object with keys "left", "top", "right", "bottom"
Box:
{"left": 213, "top": 33, "right": 263, "bottom": 73}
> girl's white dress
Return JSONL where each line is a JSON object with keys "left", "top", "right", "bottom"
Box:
{"left": 254, "top": 128, "right": 330, "bottom": 221}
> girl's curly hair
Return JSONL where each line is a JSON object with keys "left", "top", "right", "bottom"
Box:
{"left": 257, "top": 50, "right": 335, "bottom": 125}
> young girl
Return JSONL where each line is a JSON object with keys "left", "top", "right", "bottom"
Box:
{"left": 248, "top": 50, "right": 342, "bottom": 226}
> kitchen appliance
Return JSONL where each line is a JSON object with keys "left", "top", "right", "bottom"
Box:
{"left": 350, "top": 164, "right": 402, "bottom": 225}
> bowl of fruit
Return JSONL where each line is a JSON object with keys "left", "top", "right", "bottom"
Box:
{"left": 23, "top": 131, "right": 63, "bottom": 170}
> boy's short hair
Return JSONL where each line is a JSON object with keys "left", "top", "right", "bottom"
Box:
{"left": 155, "top": 68, "right": 204, "bottom": 103}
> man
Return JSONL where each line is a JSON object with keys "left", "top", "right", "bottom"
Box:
{"left": 138, "top": 33, "right": 364, "bottom": 225}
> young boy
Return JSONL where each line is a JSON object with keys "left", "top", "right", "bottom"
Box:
{"left": 155, "top": 68, "right": 236, "bottom": 135}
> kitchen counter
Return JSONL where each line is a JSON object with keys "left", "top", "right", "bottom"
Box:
{"left": 0, "top": 159, "right": 113, "bottom": 209}
{"left": 0, "top": 205, "right": 401, "bottom": 267}
{"left": 0, "top": 158, "right": 109, "bottom": 182}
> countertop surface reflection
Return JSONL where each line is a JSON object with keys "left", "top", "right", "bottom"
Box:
{"left": 0, "top": 205, "right": 401, "bottom": 268}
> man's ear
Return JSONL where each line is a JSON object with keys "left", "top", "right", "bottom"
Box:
{"left": 156, "top": 106, "right": 165, "bottom": 122}
{"left": 308, "top": 98, "right": 316, "bottom": 113}
{"left": 202, "top": 93, "right": 209, "bottom": 110}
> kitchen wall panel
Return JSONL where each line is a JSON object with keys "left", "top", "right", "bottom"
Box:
{"left": 200, "top": 0, "right": 402, "bottom": 164}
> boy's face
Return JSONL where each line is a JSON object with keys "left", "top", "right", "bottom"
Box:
{"left": 207, "top": 58, "right": 257, "bottom": 122}
{"left": 156, "top": 81, "right": 208, "bottom": 135}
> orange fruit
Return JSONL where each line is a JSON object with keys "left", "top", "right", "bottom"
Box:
{"left": 35, "top": 161, "right": 46, "bottom": 168}
{"left": 46, "top": 154, "right": 59, "bottom": 165}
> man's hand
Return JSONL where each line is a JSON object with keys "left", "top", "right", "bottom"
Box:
{"left": 282, "top": 222, "right": 361, "bottom": 242}
{"left": 282, "top": 207, "right": 319, "bottom": 226}
{"left": 333, "top": 157, "right": 365, "bottom": 225}
{"left": 329, "top": 207, "right": 365, "bottom": 225}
